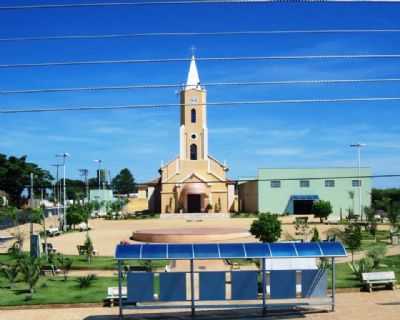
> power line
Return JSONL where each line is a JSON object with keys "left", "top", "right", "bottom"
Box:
{"left": 3, "top": 78, "right": 400, "bottom": 95}
{"left": 2, "top": 29, "right": 400, "bottom": 42}
{"left": 10, "top": 174, "right": 400, "bottom": 189}
{"left": 2, "top": 78, "right": 400, "bottom": 95}
{"left": 2, "top": 54, "right": 400, "bottom": 69}
{"left": 1, "top": 1, "right": 377, "bottom": 11}
{"left": 1, "top": 96, "right": 400, "bottom": 114}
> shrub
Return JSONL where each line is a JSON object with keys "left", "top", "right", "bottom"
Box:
{"left": 366, "top": 244, "right": 388, "bottom": 268}
{"left": 250, "top": 213, "right": 281, "bottom": 243}
{"left": 343, "top": 223, "right": 362, "bottom": 263}
{"left": 77, "top": 274, "right": 97, "bottom": 289}
{"left": 311, "top": 200, "right": 332, "bottom": 223}
{"left": 83, "top": 235, "right": 94, "bottom": 263}
{"left": 311, "top": 227, "right": 320, "bottom": 242}
{"left": 351, "top": 257, "right": 374, "bottom": 280}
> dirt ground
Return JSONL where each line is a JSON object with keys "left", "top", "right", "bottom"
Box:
{"left": 0, "top": 216, "right": 393, "bottom": 258}
{"left": 1, "top": 291, "right": 399, "bottom": 320}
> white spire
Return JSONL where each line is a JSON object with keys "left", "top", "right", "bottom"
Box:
{"left": 186, "top": 55, "right": 201, "bottom": 89}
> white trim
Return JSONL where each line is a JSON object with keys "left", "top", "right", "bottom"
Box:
{"left": 177, "top": 171, "right": 208, "bottom": 184}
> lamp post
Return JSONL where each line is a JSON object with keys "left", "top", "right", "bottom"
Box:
{"left": 79, "top": 169, "right": 89, "bottom": 203}
{"left": 350, "top": 143, "right": 366, "bottom": 220}
{"left": 56, "top": 153, "right": 70, "bottom": 232}
{"left": 93, "top": 159, "right": 103, "bottom": 190}
{"left": 51, "top": 164, "right": 62, "bottom": 229}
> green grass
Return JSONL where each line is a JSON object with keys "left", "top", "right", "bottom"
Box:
{"left": 230, "top": 212, "right": 258, "bottom": 218}
{"left": 1, "top": 253, "right": 168, "bottom": 271}
{"left": 327, "top": 254, "right": 400, "bottom": 289}
{"left": 0, "top": 276, "right": 118, "bottom": 306}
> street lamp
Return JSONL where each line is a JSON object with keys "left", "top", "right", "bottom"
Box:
{"left": 350, "top": 143, "right": 366, "bottom": 220}
{"left": 51, "top": 164, "right": 63, "bottom": 226}
{"left": 56, "top": 153, "right": 70, "bottom": 232}
{"left": 93, "top": 159, "right": 103, "bottom": 190}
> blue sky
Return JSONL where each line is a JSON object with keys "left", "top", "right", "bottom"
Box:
{"left": 0, "top": 1, "right": 400, "bottom": 187}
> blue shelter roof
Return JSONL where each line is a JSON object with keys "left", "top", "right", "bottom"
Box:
{"left": 115, "top": 242, "right": 346, "bottom": 260}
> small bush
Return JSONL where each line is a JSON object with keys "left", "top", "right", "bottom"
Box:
{"left": 367, "top": 244, "right": 388, "bottom": 268}
{"left": 311, "top": 227, "right": 320, "bottom": 242}
{"left": 77, "top": 274, "right": 97, "bottom": 289}
{"left": 351, "top": 257, "right": 374, "bottom": 280}
{"left": 250, "top": 212, "right": 281, "bottom": 243}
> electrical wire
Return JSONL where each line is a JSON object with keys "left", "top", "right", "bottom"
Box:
{"left": 2, "top": 29, "right": 400, "bottom": 42}
{"left": 1, "top": 96, "right": 400, "bottom": 114}
{"left": 11, "top": 174, "right": 400, "bottom": 189}
{"left": 2, "top": 54, "right": 400, "bottom": 69}
{"left": 0, "top": 1, "right": 377, "bottom": 11}
{"left": 2, "top": 78, "right": 400, "bottom": 95}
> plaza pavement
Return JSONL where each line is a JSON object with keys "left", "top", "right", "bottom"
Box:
{"left": 1, "top": 291, "right": 399, "bottom": 320}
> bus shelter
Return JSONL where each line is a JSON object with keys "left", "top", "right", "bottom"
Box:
{"left": 115, "top": 241, "right": 346, "bottom": 318}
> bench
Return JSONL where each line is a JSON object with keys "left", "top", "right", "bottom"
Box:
{"left": 362, "top": 271, "right": 396, "bottom": 292}
{"left": 105, "top": 286, "right": 127, "bottom": 306}
{"left": 77, "top": 245, "right": 98, "bottom": 256}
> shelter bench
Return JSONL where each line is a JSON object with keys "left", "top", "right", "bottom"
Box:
{"left": 362, "top": 271, "right": 396, "bottom": 292}
{"left": 105, "top": 286, "right": 127, "bottom": 307}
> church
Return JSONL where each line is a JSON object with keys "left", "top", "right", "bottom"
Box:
{"left": 147, "top": 56, "right": 236, "bottom": 214}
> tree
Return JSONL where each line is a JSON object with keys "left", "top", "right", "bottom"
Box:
{"left": 311, "top": 200, "right": 332, "bottom": 223}
{"left": 0, "top": 263, "right": 19, "bottom": 289}
{"left": 18, "top": 254, "right": 42, "bottom": 294}
{"left": 112, "top": 168, "right": 136, "bottom": 195}
{"left": 250, "top": 213, "right": 282, "bottom": 243}
{"left": 343, "top": 223, "right": 362, "bottom": 264}
{"left": 311, "top": 227, "right": 320, "bottom": 242}
{"left": 66, "top": 204, "right": 87, "bottom": 229}
{"left": 367, "top": 244, "right": 387, "bottom": 268}
{"left": 364, "top": 206, "right": 377, "bottom": 238}
{"left": 84, "top": 235, "right": 94, "bottom": 263}
{"left": 0, "top": 153, "right": 53, "bottom": 207}
{"left": 57, "top": 254, "right": 73, "bottom": 281}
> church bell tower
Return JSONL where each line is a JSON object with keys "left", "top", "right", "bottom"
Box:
{"left": 179, "top": 56, "right": 208, "bottom": 161}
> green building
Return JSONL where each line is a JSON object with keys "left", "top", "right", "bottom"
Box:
{"left": 239, "top": 167, "right": 372, "bottom": 218}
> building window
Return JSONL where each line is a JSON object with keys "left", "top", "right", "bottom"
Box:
{"left": 190, "top": 144, "right": 197, "bottom": 160}
{"left": 191, "top": 133, "right": 197, "bottom": 140}
{"left": 300, "top": 180, "right": 310, "bottom": 188}
{"left": 352, "top": 179, "right": 362, "bottom": 187}
{"left": 325, "top": 180, "right": 335, "bottom": 187}
{"left": 270, "top": 180, "right": 281, "bottom": 188}
{"left": 191, "top": 108, "right": 196, "bottom": 123}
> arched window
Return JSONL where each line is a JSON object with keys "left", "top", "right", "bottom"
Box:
{"left": 191, "top": 108, "right": 196, "bottom": 123}
{"left": 190, "top": 144, "right": 197, "bottom": 160}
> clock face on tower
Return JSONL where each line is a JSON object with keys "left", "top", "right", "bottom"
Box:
{"left": 190, "top": 97, "right": 198, "bottom": 104}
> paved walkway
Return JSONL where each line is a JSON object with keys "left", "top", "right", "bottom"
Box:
{"left": 1, "top": 291, "right": 399, "bottom": 320}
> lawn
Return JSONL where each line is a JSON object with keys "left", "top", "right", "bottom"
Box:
{"left": 0, "top": 253, "right": 168, "bottom": 271}
{"left": 0, "top": 276, "right": 118, "bottom": 306}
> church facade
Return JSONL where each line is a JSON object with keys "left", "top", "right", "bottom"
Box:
{"left": 149, "top": 56, "right": 235, "bottom": 214}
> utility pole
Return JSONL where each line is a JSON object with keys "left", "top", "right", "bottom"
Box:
{"left": 93, "top": 159, "right": 103, "bottom": 190}
{"left": 350, "top": 143, "right": 366, "bottom": 220}
{"left": 79, "top": 169, "right": 89, "bottom": 203}
{"left": 30, "top": 172, "right": 34, "bottom": 237}
{"left": 56, "top": 153, "right": 70, "bottom": 232}
{"left": 52, "top": 164, "right": 62, "bottom": 230}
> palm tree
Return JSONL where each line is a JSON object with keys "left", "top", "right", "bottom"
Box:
{"left": 18, "top": 254, "right": 42, "bottom": 294}
{"left": 0, "top": 263, "right": 19, "bottom": 289}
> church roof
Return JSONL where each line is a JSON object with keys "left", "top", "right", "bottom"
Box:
{"left": 186, "top": 55, "right": 201, "bottom": 90}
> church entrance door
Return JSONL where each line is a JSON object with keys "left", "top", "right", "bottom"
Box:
{"left": 187, "top": 194, "right": 201, "bottom": 213}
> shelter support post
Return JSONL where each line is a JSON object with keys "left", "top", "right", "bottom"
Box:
{"left": 261, "top": 258, "right": 267, "bottom": 315}
{"left": 331, "top": 257, "right": 336, "bottom": 312}
{"left": 118, "top": 260, "right": 123, "bottom": 319}
{"left": 190, "top": 259, "right": 195, "bottom": 317}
